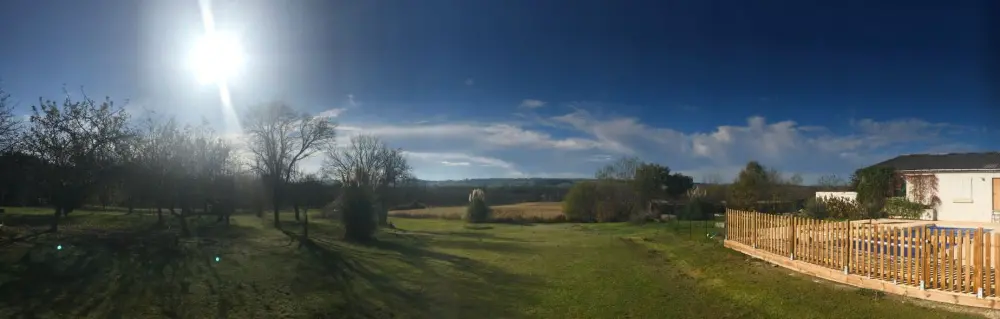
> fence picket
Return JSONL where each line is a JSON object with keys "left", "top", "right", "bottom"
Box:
{"left": 891, "top": 227, "right": 897, "bottom": 283}
{"left": 907, "top": 227, "right": 913, "bottom": 285}
{"left": 995, "top": 233, "right": 1000, "bottom": 297}
{"left": 844, "top": 221, "right": 850, "bottom": 271}
{"left": 938, "top": 229, "right": 945, "bottom": 290}
{"left": 879, "top": 224, "right": 885, "bottom": 279}
{"left": 985, "top": 231, "right": 992, "bottom": 296}
{"left": 905, "top": 227, "right": 910, "bottom": 284}
{"left": 826, "top": 221, "right": 831, "bottom": 267}
{"left": 865, "top": 224, "right": 870, "bottom": 277}
{"left": 922, "top": 226, "right": 929, "bottom": 287}
{"left": 976, "top": 228, "right": 983, "bottom": 295}
{"left": 968, "top": 229, "right": 975, "bottom": 293}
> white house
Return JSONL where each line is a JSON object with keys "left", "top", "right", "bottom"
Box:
{"left": 870, "top": 152, "right": 1000, "bottom": 222}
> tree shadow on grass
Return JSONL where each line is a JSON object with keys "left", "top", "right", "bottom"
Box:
{"left": 287, "top": 232, "right": 544, "bottom": 318}
{"left": 0, "top": 222, "right": 265, "bottom": 319}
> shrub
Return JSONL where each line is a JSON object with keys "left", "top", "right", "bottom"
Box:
{"left": 339, "top": 185, "right": 377, "bottom": 241}
{"left": 465, "top": 197, "right": 491, "bottom": 223}
{"left": 884, "top": 197, "right": 925, "bottom": 219}
{"left": 803, "top": 197, "right": 828, "bottom": 219}
{"left": 562, "top": 182, "right": 598, "bottom": 222}
{"left": 823, "top": 197, "right": 865, "bottom": 220}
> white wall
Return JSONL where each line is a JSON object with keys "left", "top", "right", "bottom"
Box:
{"left": 815, "top": 191, "right": 857, "bottom": 201}
{"left": 907, "top": 172, "right": 1000, "bottom": 222}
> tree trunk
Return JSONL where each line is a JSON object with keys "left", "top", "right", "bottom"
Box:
{"left": 174, "top": 207, "right": 190, "bottom": 236}
{"left": 49, "top": 206, "right": 61, "bottom": 232}
{"left": 294, "top": 204, "right": 300, "bottom": 221}
{"left": 302, "top": 208, "right": 309, "bottom": 238}
{"left": 127, "top": 197, "right": 135, "bottom": 215}
{"left": 377, "top": 199, "right": 388, "bottom": 226}
{"left": 272, "top": 183, "right": 281, "bottom": 228}
{"left": 157, "top": 207, "right": 164, "bottom": 225}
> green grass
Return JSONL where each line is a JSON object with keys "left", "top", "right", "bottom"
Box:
{"left": 0, "top": 207, "right": 984, "bottom": 318}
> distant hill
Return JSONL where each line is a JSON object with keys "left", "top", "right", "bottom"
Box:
{"left": 415, "top": 178, "right": 592, "bottom": 188}
{"left": 413, "top": 178, "right": 720, "bottom": 189}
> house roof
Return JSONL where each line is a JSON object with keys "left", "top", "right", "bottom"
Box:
{"left": 869, "top": 152, "right": 1000, "bottom": 171}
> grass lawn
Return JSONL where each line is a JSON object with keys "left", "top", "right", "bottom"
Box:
{"left": 0, "top": 207, "right": 985, "bottom": 318}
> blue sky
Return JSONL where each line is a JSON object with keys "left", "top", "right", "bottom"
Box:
{"left": 0, "top": 0, "right": 997, "bottom": 183}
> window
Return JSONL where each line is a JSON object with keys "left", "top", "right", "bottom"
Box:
{"left": 954, "top": 177, "right": 973, "bottom": 203}
{"left": 894, "top": 179, "right": 906, "bottom": 197}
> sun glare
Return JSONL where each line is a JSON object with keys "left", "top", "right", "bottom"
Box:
{"left": 189, "top": 32, "right": 245, "bottom": 85}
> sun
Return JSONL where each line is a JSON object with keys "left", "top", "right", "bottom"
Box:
{"left": 189, "top": 31, "right": 245, "bottom": 84}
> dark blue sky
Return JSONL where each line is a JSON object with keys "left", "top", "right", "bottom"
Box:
{"left": 0, "top": 0, "right": 996, "bottom": 181}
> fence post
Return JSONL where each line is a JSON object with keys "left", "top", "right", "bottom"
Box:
{"left": 788, "top": 216, "right": 796, "bottom": 260}
{"left": 921, "top": 225, "right": 929, "bottom": 290}
{"left": 976, "top": 227, "right": 984, "bottom": 298}
{"left": 753, "top": 212, "right": 758, "bottom": 249}
{"left": 845, "top": 221, "right": 851, "bottom": 274}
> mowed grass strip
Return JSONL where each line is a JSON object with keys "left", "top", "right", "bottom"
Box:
{"left": 0, "top": 207, "right": 983, "bottom": 318}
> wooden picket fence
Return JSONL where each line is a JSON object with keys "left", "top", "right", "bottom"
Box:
{"left": 726, "top": 209, "right": 1000, "bottom": 297}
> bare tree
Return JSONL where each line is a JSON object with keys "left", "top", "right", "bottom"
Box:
{"left": 788, "top": 173, "right": 804, "bottom": 186}
{"left": 593, "top": 156, "right": 643, "bottom": 221}
{"left": 0, "top": 88, "right": 19, "bottom": 154}
{"left": 173, "top": 123, "right": 233, "bottom": 233}
{"left": 22, "top": 95, "right": 134, "bottom": 231}
{"left": 243, "top": 102, "right": 337, "bottom": 227}
{"left": 323, "top": 134, "right": 413, "bottom": 225}
{"left": 817, "top": 174, "right": 847, "bottom": 190}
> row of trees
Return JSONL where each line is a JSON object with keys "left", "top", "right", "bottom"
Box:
{"left": 0, "top": 88, "right": 415, "bottom": 240}
{"left": 563, "top": 157, "right": 695, "bottom": 222}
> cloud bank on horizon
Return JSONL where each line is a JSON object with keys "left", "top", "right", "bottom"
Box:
{"left": 293, "top": 99, "right": 987, "bottom": 184}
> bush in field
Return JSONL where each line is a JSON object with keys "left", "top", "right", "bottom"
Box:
{"left": 884, "top": 197, "right": 925, "bottom": 219}
{"left": 803, "top": 197, "right": 828, "bottom": 219}
{"left": 465, "top": 197, "right": 491, "bottom": 223}
{"left": 465, "top": 188, "right": 491, "bottom": 223}
{"left": 562, "top": 181, "right": 598, "bottom": 222}
{"left": 339, "top": 184, "right": 377, "bottom": 241}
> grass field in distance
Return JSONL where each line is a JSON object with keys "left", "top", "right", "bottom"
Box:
{"left": 389, "top": 202, "right": 564, "bottom": 221}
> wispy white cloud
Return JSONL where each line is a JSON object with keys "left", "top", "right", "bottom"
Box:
{"left": 315, "top": 108, "right": 346, "bottom": 118}
{"left": 519, "top": 99, "right": 546, "bottom": 108}
{"left": 585, "top": 154, "right": 614, "bottom": 162}
{"left": 403, "top": 151, "right": 525, "bottom": 178}
{"left": 347, "top": 94, "right": 359, "bottom": 108}
{"left": 241, "top": 101, "right": 979, "bottom": 183}
{"left": 464, "top": 78, "right": 475, "bottom": 86}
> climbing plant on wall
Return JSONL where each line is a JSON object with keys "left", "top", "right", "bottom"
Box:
{"left": 904, "top": 173, "right": 940, "bottom": 207}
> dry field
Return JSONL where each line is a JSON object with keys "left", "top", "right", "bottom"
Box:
{"left": 389, "top": 202, "right": 565, "bottom": 222}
